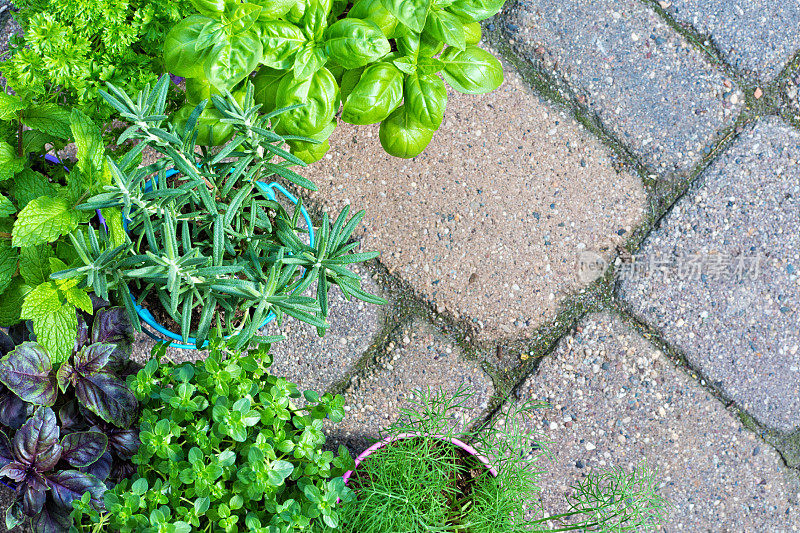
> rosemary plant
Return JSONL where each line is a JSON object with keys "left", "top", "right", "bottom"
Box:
{"left": 55, "top": 74, "right": 385, "bottom": 348}
{"left": 339, "top": 386, "right": 670, "bottom": 532}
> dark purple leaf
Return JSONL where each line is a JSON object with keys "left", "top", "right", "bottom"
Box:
{"left": 57, "top": 402, "right": 82, "bottom": 432}
{"left": 111, "top": 458, "right": 135, "bottom": 483}
{"left": 13, "top": 407, "right": 61, "bottom": 470}
{"left": 0, "top": 462, "right": 27, "bottom": 482}
{"left": 0, "top": 430, "right": 12, "bottom": 468}
{"left": 91, "top": 308, "right": 133, "bottom": 347}
{"left": 22, "top": 477, "right": 47, "bottom": 516}
{"left": 0, "top": 343, "right": 56, "bottom": 406}
{"left": 46, "top": 470, "right": 105, "bottom": 513}
{"left": 4, "top": 496, "right": 24, "bottom": 530}
{"left": 107, "top": 427, "right": 139, "bottom": 459}
{"left": 33, "top": 499, "right": 73, "bottom": 533}
{"left": 60, "top": 432, "right": 107, "bottom": 468}
{"left": 89, "top": 294, "right": 110, "bottom": 314}
{"left": 80, "top": 451, "right": 111, "bottom": 482}
{"left": 8, "top": 322, "right": 33, "bottom": 345}
{"left": 74, "top": 316, "right": 89, "bottom": 354}
{"left": 0, "top": 331, "right": 15, "bottom": 357}
{"left": 55, "top": 362, "right": 74, "bottom": 396}
{"left": 74, "top": 372, "right": 137, "bottom": 428}
{"left": 73, "top": 344, "right": 114, "bottom": 376}
{"left": 0, "top": 387, "right": 31, "bottom": 430}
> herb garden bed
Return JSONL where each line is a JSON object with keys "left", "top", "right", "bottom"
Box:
{"left": 0, "top": 0, "right": 670, "bottom": 531}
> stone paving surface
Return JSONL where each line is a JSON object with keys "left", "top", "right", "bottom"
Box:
{"left": 665, "top": 0, "right": 800, "bottom": 82}
{"left": 326, "top": 317, "right": 494, "bottom": 451}
{"left": 516, "top": 313, "right": 800, "bottom": 531}
{"left": 6, "top": 0, "right": 800, "bottom": 531}
{"left": 619, "top": 117, "right": 800, "bottom": 433}
{"left": 499, "top": 0, "right": 743, "bottom": 175}
{"left": 305, "top": 67, "right": 646, "bottom": 340}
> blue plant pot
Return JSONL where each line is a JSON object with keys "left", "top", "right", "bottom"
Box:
{"left": 130, "top": 171, "right": 315, "bottom": 350}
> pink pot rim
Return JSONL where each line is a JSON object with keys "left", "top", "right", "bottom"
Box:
{"left": 342, "top": 432, "right": 498, "bottom": 486}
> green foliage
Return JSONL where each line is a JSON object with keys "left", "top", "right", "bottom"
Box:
{"left": 167, "top": 0, "right": 506, "bottom": 161}
{"left": 56, "top": 75, "right": 385, "bottom": 349}
{"left": 4, "top": 0, "right": 192, "bottom": 125}
{"left": 339, "top": 387, "right": 671, "bottom": 532}
{"left": 72, "top": 338, "right": 355, "bottom": 532}
{"left": 0, "top": 95, "right": 115, "bottom": 363}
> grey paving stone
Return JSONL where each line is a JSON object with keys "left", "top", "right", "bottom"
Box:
{"left": 665, "top": 0, "right": 800, "bottom": 82}
{"left": 515, "top": 312, "right": 800, "bottom": 531}
{"left": 499, "top": 0, "right": 743, "bottom": 175}
{"left": 619, "top": 117, "right": 800, "bottom": 432}
{"left": 132, "top": 265, "right": 385, "bottom": 395}
{"left": 327, "top": 317, "right": 495, "bottom": 451}
{"left": 263, "top": 266, "right": 385, "bottom": 394}
{"left": 305, "top": 66, "right": 646, "bottom": 341}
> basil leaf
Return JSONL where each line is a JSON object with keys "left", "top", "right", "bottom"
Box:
{"left": 253, "top": 0, "right": 298, "bottom": 20}
{"left": 226, "top": 2, "right": 262, "bottom": 32}
{"left": 380, "top": 0, "right": 431, "bottom": 32}
{"left": 347, "top": 0, "right": 399, "bottom": 38}
{"left": 464, "top": 21, "right": 482, "bottom": 44}
{"left": 275, "top": 68, "right": 339, "bottom": 136}
{"left": 302, "top": 0, "right": 330, "bottom": 41}
{"left": 253, "top": 67, "right": 288, "bottom": 113}
{"left": 204, "top": 30, "right": 263, "bottom": 91}
{"left": 0, "top": 343, "right": 56, "bottom": 407}
{"left": 404, "top": 73, "right": 447, "bottom": 129}
{"left": 342, "top": 63, "right": 403, "bottom": 125}
{"left": 190, "top": 0, "right": 225, "bottom": 16}
{"left": 325, "top": 19, "right": 391, "bottom": 70}
{"left": 293, "top": 43, "right": 328, "bottom": 80}
{"left": 446, "top": 0, "right": 505, "bottom": 22}
{"left": 258, "top": 21, "right": 308, "bottom": 69}
{"left": 163, "top": 15, "right": 215, "bottom": 78}
{"left": 440, "top": 45, "right": 503, "bottom": 94}
{"left": 424, "top": 9, "right": 466, "bottom": 50}
{"left": 379, "top": 105, "right": 435, "bottom": 158}
{"left": 60, "top": 431, "right": 108, "bottom": 468}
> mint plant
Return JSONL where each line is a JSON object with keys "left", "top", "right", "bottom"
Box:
{"left": 339, "top": 387, "right": 670, "bottom": 532}
{"left": 0, "top": 92, "right": 124, "bottom": 363}
{"left": 0, "top": 306, "right": 139, "bottom": 533}
{"left": 166, "top": 0, "right": 507, "bottom": 161}
{"left": 72, "top": 337, "right": 354, "bottom": 532}
{"left": 56, "top": 75, "right": 385, "bottom": 349}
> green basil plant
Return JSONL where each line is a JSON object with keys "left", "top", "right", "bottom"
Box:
{"left": 165, "top": 0, "right": 506, "bottom": 160}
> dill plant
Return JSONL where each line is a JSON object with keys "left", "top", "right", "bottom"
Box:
{"left": 339, "top": 387, "right": 670, "bottom": 532}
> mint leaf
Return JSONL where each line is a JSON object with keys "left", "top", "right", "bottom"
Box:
{"left": 11, "top": 169, "right": 57, "bottom": 209}
{"left": 11, "top": 196, "right": 80, "bottom": 247}
{"left": 0, "top": 193, "right": 15, "bottom": 218}
{"left": 22, "top": 104, "right": 72, "bottom": 140}
{"left": 70, "top": 109, "right": 105, "bottom": 195}
{"left": 21, "top": 282, "right": 63, "bottom": 316}
{"left": 21, "top": 282, "right": 77, "bottom": 364}
{"left": 0, "top": 142, "right": 25, "bottom": 181}
{"left": 0, "top": 93, "right": 24, "bottom": 120}
{"left": 0, "top": 242, "right": 18, "bottom": 295}
{"left": 22, "top": 130, "right": 57, "bottom": 154}
{"left": 0, "top": 278, "right": 32, "bottom": 326}
{"left": 20, "top": 245, "right": 53, "bottom": 286}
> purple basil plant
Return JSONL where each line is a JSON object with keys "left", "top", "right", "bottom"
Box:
{"left": 0, "top": 306, "right": 139, "bottom": 532}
